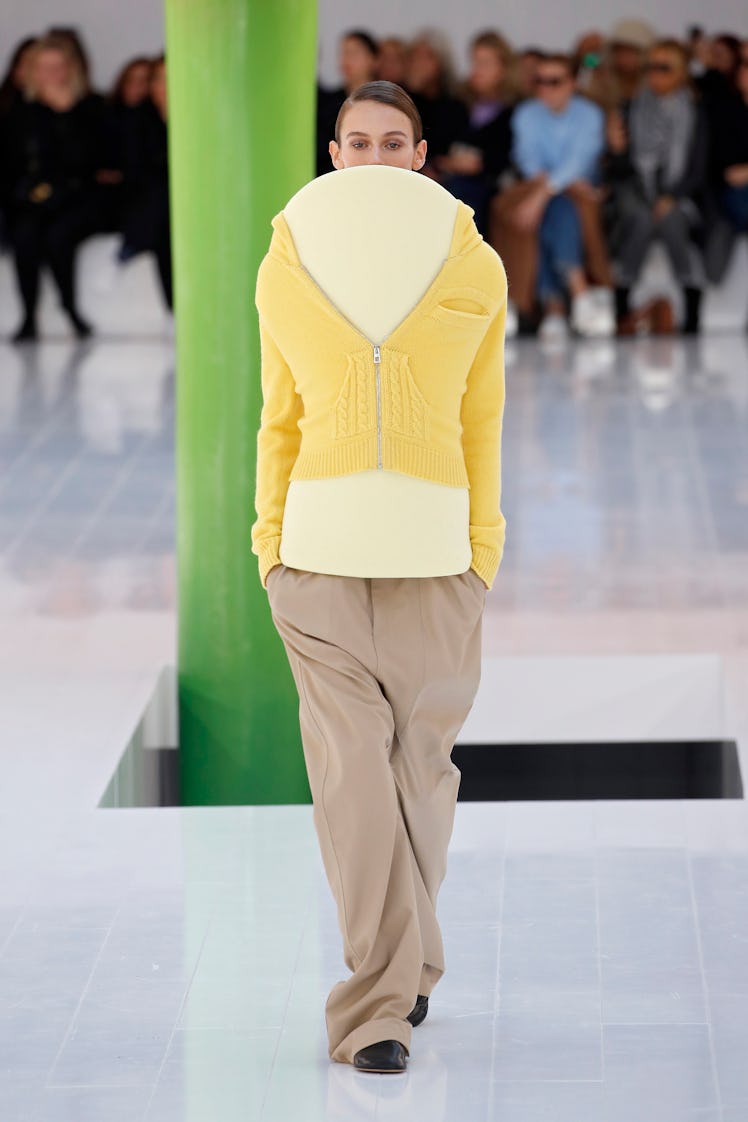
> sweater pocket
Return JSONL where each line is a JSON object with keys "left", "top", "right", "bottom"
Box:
{"left": 430, "top": 287, "right": 493, "bottom": 330}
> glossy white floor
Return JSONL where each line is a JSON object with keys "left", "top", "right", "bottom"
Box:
{"left": 1, "top": 322, "right": 748, "bottom": 1122}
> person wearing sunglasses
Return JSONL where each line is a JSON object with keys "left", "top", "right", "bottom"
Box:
{"left": 604, "top": 39, "right": 707, "bottom": 334}
{"left": 489, "top": 51, "right": 614, "bottom": 341}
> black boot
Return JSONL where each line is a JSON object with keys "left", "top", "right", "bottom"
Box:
{"left": 11, "top": 316, "right": 38, "bottom": 343}
{"left": 614, "top": 286, "right": 631, "bottom": 322}
{"left": 65, "top": 306, "right": 94, "bottom": 339}
{"left": 682, "top": 287, "right": 702, "bottom": 335}
{"left": 406, "top": 994, "right": 429, "bottom": 1027}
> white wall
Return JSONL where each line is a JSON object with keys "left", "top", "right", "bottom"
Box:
{"left": 2, "top": 1, "right": 747, "bottom": 92}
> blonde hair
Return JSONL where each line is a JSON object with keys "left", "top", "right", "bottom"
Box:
{"left": 408, "top": 27, "right": 459, "bottom": 97}
{"left": 461, "top": 29, "right": 517, "bottom": 105}
{"left": 22, "top": 34, "right": 88, "bottom": 102}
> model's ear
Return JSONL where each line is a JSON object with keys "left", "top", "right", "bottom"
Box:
{"left": 329, "top": 139, "right": 345, "bottom": 170}
{"left": 412, "top": 138, "right": 427, "bottom": 171}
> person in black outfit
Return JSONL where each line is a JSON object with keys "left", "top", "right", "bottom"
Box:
{"left": 432, "top": 30, "right": 515, "bottom": 236}
{"left": 94, "top": 56, "right": 152, "bottom": 238}
{"left": 0, "top": 37, "right": 38, "bottom": 250}
{"left": 1, "top": 33, "right": 104, "bottom": 341}
{"left": 694, "top": 33, "right": 742, "bottom": 108}
{"left": 703, "top": 41, "right": 748, "bottom": 295}
{"left": 316, "top": 30, "right": 379, "bottom": 176}
{"left": 126, "top": 54, "right": 172, "bottom": 310}
{"left": 403, "top": 30, "right": 468, "bottom": 178}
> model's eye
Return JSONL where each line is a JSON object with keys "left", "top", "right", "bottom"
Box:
{"left": 386, "top": 142, "right": 401, "bottom": 149}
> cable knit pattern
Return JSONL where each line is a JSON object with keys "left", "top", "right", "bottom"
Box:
{"left": 334, "top": 354, "right": 375, "bottom": 438}
{"left": 369, "top": 351, "right": 428, "bottom": 440}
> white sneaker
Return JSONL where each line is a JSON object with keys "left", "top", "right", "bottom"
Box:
{"left": 571, "top": 289, "right": 615, "bottom": 337}
{"left": 505, "top": 299, "right": 518, "bottom": 338}
{"left": 538, "top": 312, "right": 569, "bottom": 344}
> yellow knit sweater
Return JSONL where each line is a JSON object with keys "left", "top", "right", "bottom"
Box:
{"left": 251, "top": 190, "right": 508, "bottom": 590}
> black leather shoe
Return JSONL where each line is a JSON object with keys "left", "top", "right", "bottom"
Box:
{"left": 406, "top": 994, "right": 428, "bottom": 1027}
{"left": 353, "top": 1039, "right": 408, "bottom": 1073}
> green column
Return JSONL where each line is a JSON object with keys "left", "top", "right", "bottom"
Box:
{"left": 164, "top": 0, "right": 317, "bottom": 804}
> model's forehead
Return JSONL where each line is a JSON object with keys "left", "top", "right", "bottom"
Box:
{"left": 342, "top": 101, "right": 411, "bottom": 133}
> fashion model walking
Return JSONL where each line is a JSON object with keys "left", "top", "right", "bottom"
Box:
{"left": 251, "top": 81, "right": 507, "bottom": 1073}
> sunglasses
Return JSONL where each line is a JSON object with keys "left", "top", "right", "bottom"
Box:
{"left": 534, "top": 75, "right": 568, "bottom": 88}
{"left": 645, "top": 62, "right": 675, "bottom": 74}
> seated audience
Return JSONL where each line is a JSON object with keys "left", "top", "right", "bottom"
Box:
{"left": 489, "top": 52, "right": 614, "bottom": 339}
{"left": 434, "top": 30, "right": 515, "bottom": 236}
{"left": 404, "top": 29, "right": 468, "bottom": 177}
{"left": 1, "top": 32, "right": 105, "bottom": 341}
{"left": 316, "top": 29, "right": 379, "bottom": 176}
{"left": 604, "top": 39, "right": 707, "bottom": 334}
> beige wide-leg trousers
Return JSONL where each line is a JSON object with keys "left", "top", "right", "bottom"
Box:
{"left": 265, "top": 562, "right": 485, "bottom": 1064}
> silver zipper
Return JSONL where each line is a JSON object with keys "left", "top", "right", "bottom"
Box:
{"left": 373, "top": 345, "right": 382, "bottom": 469}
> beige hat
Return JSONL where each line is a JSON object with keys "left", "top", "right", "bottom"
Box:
{"left": 610, "top": 18, "right": 656, "bottom": 51}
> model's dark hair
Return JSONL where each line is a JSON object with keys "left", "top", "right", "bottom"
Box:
{"left": 342, "top": 29, "right": 379, "bottom": 58}
{"left": 334, "top": 80, "right": 423, "bottom": 145}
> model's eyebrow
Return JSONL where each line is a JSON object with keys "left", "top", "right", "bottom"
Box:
{"left": 344, "top": 130, "right": 408, "bottom": 139}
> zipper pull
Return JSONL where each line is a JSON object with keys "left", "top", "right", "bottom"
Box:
{"left": 373, "top": 345, "right": 381, "bottom": 364}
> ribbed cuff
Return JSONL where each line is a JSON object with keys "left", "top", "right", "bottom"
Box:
{"left": 256, "top": 537, "right": 282, "bottom": 589}
{"left": 470, "top": 541, "right": 501, "bottom": 590}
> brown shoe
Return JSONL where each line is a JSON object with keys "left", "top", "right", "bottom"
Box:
{"left": 649, "top": 297, "right": 675, "bottom": 334}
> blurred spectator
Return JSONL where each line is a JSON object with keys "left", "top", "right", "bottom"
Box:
{"left": 47, "top": 26, "right": 93, "bottom": 92}
{"left": 695, "top": 33, "right": 742, "bottom": 106}
{"left": 434, "top": 30, "right": 515, "bottom": 236}
{"left": 404, "top": 29, "right": 468, "bottom": 175}
{"left": 0, "top": 36, "right": 37, "bottom": 118}
{"left": 573, "top": 31, "right": 607, "bottom": 104}
{"left": 489, "top": 52, "right": 613, "bottom": 339}
{"left": 604, "top": 39, "right": 707, "bottom": 334}
{"left": 122, "top": 54, "right": 172, "bottom": 310}
{"left": 378, "top": 37, "right": 407, "bottom": 86}
{"left": 95, "top": 57, "right": 153, "bottom": 234}
{"left": 316, "top": 30, "right": 379, "bottom": 175}
{"left": 0, "top": 36, "right": 38, "bottom": 249}
{"left": 1, "top": 33, "right": 105, "bottom": 341}
{"left": 703, "top": 40, "right": 748, "bottom": 292}
{"left": 514, "top": 48, "right": 542, "bottom": 100}
{"left": 598, "top": 19, "right": 656, "bottom": 109}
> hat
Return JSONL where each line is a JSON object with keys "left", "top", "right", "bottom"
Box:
{"left": 610, "top": 19, "right": 656, "bottom": 51}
